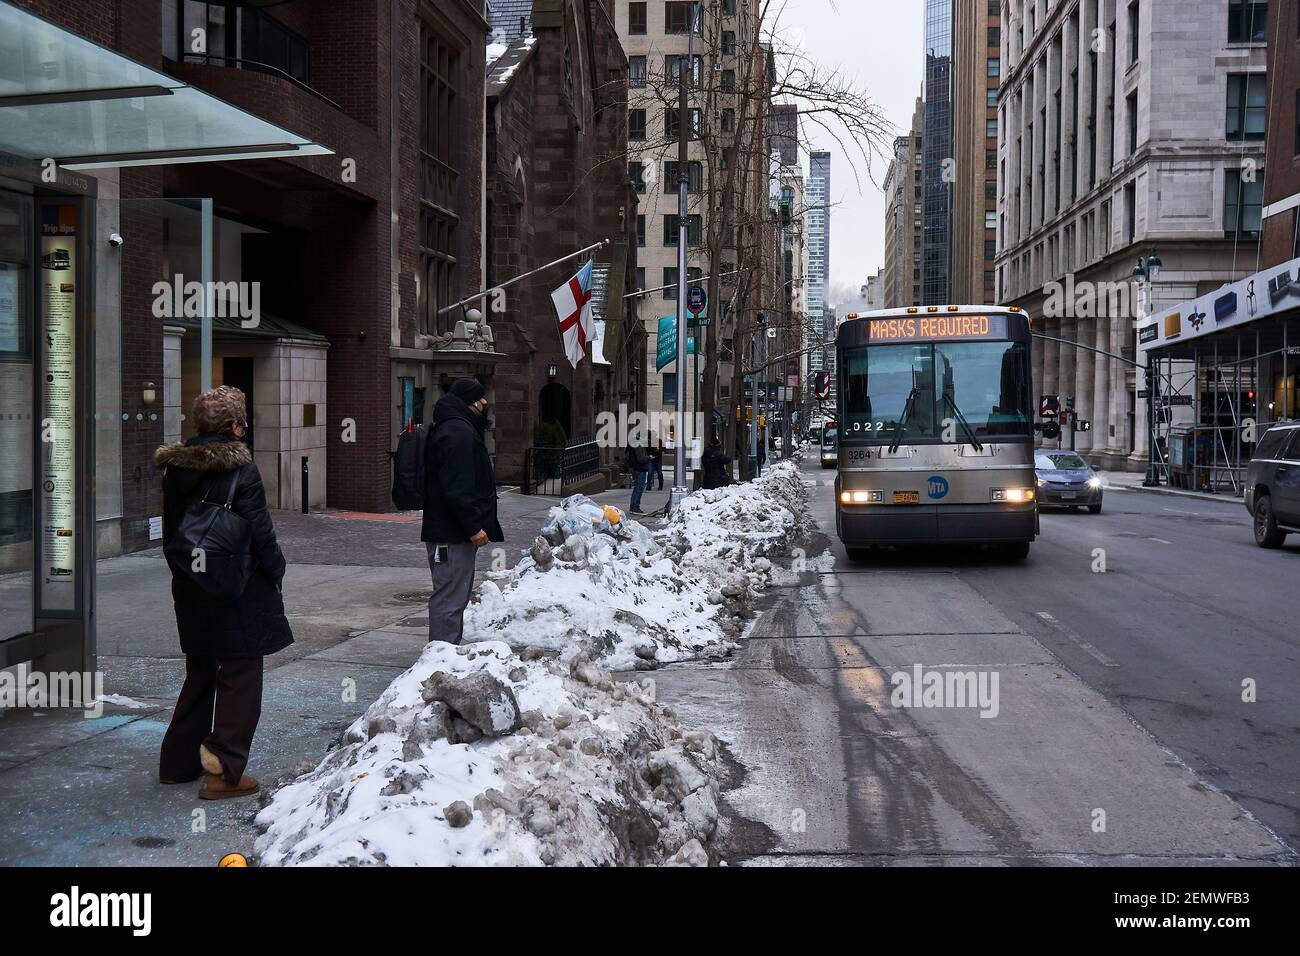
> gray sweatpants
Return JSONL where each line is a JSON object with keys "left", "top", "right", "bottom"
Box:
{"left": 425, "top": 541, "right": 478, "bottom": 644}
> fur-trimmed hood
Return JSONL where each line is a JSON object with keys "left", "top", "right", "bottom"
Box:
{"left": 154, "top": 436, "right": 252, "bottom": 472}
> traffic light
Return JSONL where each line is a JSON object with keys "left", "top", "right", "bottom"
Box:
{"left": 1077, "top": 419, "right": 1092, "bottom": 432}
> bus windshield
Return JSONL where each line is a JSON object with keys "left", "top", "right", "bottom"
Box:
{"left": 840, "top": 340, "right": 1032, "bottom": 442}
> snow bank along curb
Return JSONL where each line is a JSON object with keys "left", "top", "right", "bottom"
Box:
{"left": 253, "top": 461, "right": 811, "bottom": 866}
{"left": 464, "top": 457, "right": 811, "bottom": 669}
{"left": 254, "top": 641, "right": 719, "bottom": 866}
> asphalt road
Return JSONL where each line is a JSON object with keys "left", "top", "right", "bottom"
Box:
{"left": 655, "top": 458, "right": 1299, "bottom": 864}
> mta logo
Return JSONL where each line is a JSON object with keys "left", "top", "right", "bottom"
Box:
{"left": 927, "top": 475, "right": 949, "bottom": 499}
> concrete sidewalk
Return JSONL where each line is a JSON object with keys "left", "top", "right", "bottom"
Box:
{"left": 1097, "top": 469, "right": 1247, "bottom": 507}
{"left": 0, "top": 484, "right": 674, "bottom": 866}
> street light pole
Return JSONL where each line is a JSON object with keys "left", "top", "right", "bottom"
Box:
{"left": 670, "top": 3, "right": 695, "bottom": 511}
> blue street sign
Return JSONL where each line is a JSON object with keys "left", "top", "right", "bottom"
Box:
{"left": 686, "top": 286, "right": 707, "bottom": 317}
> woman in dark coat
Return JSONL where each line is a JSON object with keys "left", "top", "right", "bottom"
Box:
{"left": 154, "top": 385, "right": 292, "bottom": 800}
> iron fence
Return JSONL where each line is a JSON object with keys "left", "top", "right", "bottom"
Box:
{"left": 523, "top": 438, "right": 601, "bottom": 496}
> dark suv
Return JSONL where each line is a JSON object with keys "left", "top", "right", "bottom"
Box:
{"left": 1245, "top": 423, "right": 1300, "bottom": 548}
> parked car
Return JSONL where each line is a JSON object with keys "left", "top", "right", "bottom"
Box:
{"left": 1034, "top": 451, "right": 1103, "bottom": 513}
{"left": 1244, "top": 422, "right": 1300, "bottom": 548}
{"left": 820, "top": 426, "right": 838, "bottom": 469}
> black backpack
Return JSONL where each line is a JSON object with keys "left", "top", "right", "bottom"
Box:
{"left": 392, "top": 420, "right": 431, "bottom": 510}
{"left": 164, "top": 468, "right": 253, "bottom": 600}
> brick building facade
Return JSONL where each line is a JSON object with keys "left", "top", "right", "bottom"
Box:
{"left": 486, "top": 0, "right": 642, "bottom": 485}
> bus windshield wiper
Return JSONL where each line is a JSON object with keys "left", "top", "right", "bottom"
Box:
{"left": 942, "top": 392, "right": 984, "bottom": 452}
{"left": 888, "top": 386, "right": 920, "bottom": 454}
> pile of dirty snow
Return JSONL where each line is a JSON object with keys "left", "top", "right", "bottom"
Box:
{"left": 254, "top": 640, "right": 719, "bottom": 867}
{"left": 463, "top": 462, "right": 810, "bottom": 668}
{"left": 659, "top": 458, "right": 812, "bottom": 591}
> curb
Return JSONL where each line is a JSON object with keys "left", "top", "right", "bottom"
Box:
{"left": 1105, "top": 482, "right": 1243, "bottom": 505}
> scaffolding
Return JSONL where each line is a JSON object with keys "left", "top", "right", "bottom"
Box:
{"left": 1149, "top": 316, "right": 1297, "bottom": 497}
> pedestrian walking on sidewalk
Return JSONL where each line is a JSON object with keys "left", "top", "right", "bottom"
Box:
{"left": 626, "top": 435, "right": 651, "bottom": 513}
{"left": 422, "top": 378, "right": 504, "bottom": 644}
{"left": 648, "top": 433, "right": 665, "bottom": 491}
{"left": 155, "top": 385, "right": 292, "bottom": 801}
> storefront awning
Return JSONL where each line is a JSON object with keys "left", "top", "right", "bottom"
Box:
{"left": 0, "top": 1, "right": 332, "bottom": 170}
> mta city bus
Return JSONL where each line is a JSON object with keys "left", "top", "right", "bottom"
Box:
{"left": 834, "top": 306, "right": 1037, "bottom": 560}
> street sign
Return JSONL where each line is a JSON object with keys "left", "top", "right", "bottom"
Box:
{"left": 686, "top": 313, "right": 711, "bottom": 327}
{"left": 686, "top": 285, "right": 707, "bottom": 317}
{"left": 1041, "top": 394, "right": 1060, "bottom": 417}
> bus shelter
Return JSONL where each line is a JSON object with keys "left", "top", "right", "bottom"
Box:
{"left": 0, "top": 2, "right": 329, "bottom": 693}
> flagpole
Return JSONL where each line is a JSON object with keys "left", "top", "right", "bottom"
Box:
{"left": 436, "top": 238, "right": 610, "bottom": 315}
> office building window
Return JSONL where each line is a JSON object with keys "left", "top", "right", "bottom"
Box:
{"left": 987, "top": 87, "right": 998, "bottom": 107}
{"left": 665, "top": 107, "right": 702, "bottom": 139}
{"left": 628, "top": 161, "right": 645, "bottom": 193}
{"left": 986, "top": 118, "right": 999, "bottom": 138}
{"left": 987, "top": 58, "right": 1001, "bottom": 78}
{"left": 722, "top": 69, "right": 736, "bottom": 92}
{"left": 637, "top": 215, "right": 645, "bottom": 247}
{"left": 721, "top": 108, "right": 735, "bottom": 132}
{"left": 665, "top": 2, "right": 700, "bottom": 34}
{"left": 629, "top": 2, "right": 647, "bottom": 35}
{"left": 1227, "top": 1, "right": 1267, "bottom": 43}
{"left": 629, "top": 55, "right": 646, "bottom": 87}
{"left": 1226, "top": 74, "right": 1267, "bottom": 141}
{"left": 985, "top": 211, "right": 997, "bottom": 229}
{"left": 1127, "top": 92, "right": 1138, "bottom": 154}
{"left": 663, "top": 160, "right": 703, "bottom": 193}
{"left": 664, "top": 214, "right": 703, "bottom": 245}
{"left": 662, "top": 372, "right": 677, "bottom": 406}
{"left": 723, "top": 0, "right": 736, "bottom": 15}
{"left": 635, "top": 267, "right": 645, "bottom": 291}
{"left": 629, "top": 108, "right": 646, "bottom": 140}
{"left": 722, "top": 31, "right": 735, "bottom": 55}
{"left": 1127, "top": 2, "right": 1140, "bottom": 64}
{"left": 1224, "top": 169, "right": 1263, "bottom": 236}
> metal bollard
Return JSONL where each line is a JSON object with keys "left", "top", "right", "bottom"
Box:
{"left": 301, "top": 456, "right": 309, "bottom": 514}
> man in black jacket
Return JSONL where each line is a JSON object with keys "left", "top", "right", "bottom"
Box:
{"left": 701, "top": 436, "right": 732, "bottom": 489}
{"left": 422, "top": 378, "right": 504, "bottom": 644}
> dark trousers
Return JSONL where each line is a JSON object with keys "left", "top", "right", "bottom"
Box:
{"left": 159, "top": 655, "right": 263, "bottom": 784}
{"left": 649, "top": 460, "right": 663, "bottom": 490}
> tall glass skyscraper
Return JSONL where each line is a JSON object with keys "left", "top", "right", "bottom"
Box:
{"left": 806, "top": 151, "right": 831, "bottom": 377}
{"left": 922, "top": 0, "right": 952, "bottom": 305}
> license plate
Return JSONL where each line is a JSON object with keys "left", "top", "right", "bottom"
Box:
{"left": 893, "top": 491, "right": 920, "bottom": 504}
{"left": 1061, "top": 492, "right": 1077, "bottom": 500}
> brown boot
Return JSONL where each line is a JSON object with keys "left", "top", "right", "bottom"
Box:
{"left": 197, "top": 743, "right": 259, "bottom": 799}
{"left": 199, "top": 772, "right": 260, "bottom": 800}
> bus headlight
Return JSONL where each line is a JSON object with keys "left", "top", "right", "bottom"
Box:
{"left": 992, "top": 488, "right": 1035, "bottom": 503}
{"left": 840, "top": 490, "right": 883, "bottom": 504}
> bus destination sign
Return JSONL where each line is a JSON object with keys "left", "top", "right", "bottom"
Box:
{"left": 867, "top": 314, "right": 1003, "bottom": 341}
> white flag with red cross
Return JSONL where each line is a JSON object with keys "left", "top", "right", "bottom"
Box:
{"left": 550, "top": 260, "right": 595, "bottom": 368}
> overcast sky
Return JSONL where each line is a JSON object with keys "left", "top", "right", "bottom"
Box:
{"left": 770, "top": 0, "right": 924, "bottom": 309}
